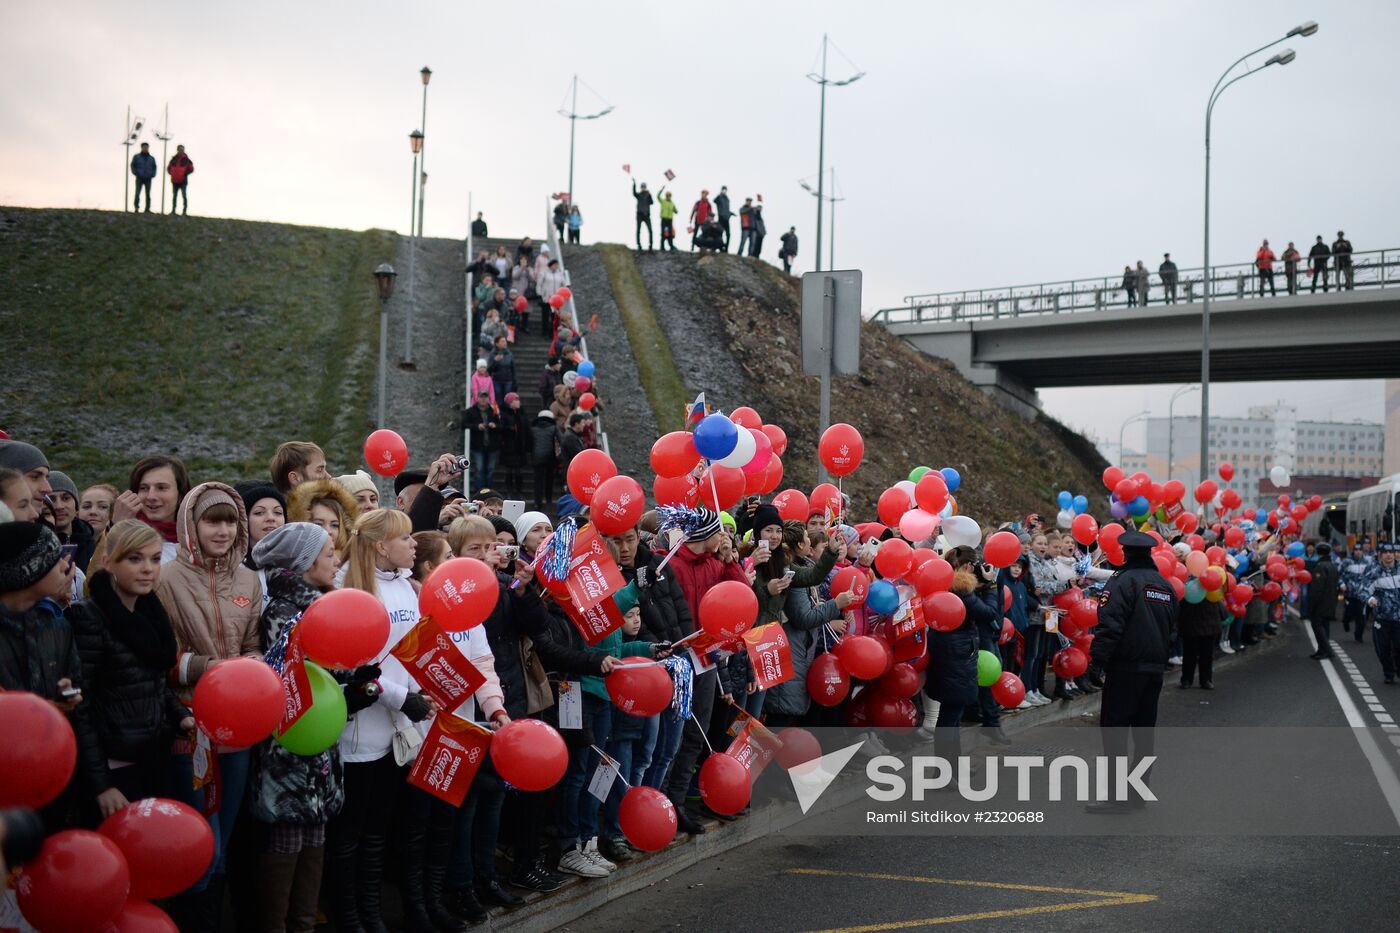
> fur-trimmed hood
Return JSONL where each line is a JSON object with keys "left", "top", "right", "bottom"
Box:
{"left": 951, "top": 569, "right": 979, "bottom": 595}
{"left": 286, "top": 479, "right": 361, "bottom": 551}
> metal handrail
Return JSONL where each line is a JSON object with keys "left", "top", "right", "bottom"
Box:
{"left": 463, "top": 195, "right": 474, "bottom": 458}
{"left": 873, "top": 247, "right": 1394, "bottom": 325}
{"left": 548, "top": 198, "right": 611, "bottom": 459}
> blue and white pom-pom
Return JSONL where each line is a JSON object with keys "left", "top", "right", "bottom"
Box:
{"left": 537, "top": 516, "right": 579, "bottom": 582}
{"left": 661, "top": 654, "right": 694, "bottom": 722}
{"left": 656, "top": 504, "right": 707, "bottom": 540}
{"left": 263, "top": 610, "right": 304, "bottom": 674}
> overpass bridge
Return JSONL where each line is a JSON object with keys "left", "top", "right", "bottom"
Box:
{"left": 873, "top": 249, "right": 1400, "bottom": 416}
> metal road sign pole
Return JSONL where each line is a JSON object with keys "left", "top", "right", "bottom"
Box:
{"left": 818, "top": 276, "right": 835, "bottom": 484}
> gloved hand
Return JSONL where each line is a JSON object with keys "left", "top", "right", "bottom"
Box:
{"left": 401, "top": 692, "right": 434, "bottom": 723}
{"left": 349, "top": 664, "right": 382, "bottom": 685}
{"left": 344, "top": 682, "right": 378, "bottom": 716}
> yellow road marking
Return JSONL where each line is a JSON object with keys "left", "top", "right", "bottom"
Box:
{"left": 784, "top": 868, "right": 1157, "bottom": 932}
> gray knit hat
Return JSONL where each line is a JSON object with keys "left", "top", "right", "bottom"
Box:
{"left": 252, "top": 522, "right": 329, "bottom": 574}
{"left": 0, "top": 441, "right": 48, "bottom": 475}
{"left": 688, "top": 507, "right": 723, "bottom": 542}
{"left": 48, "top": 471, "right": 79, "bottom": 501}
{"left": 0, "top": 522, "right": 62, "bottom": 593}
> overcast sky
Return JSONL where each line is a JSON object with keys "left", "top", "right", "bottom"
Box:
{"left": 4, "top": 1, "right": 1395, "bottom": 451}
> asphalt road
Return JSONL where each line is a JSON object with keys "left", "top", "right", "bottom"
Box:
{"left": 566, "top": 618, "right": 1400, "bottom": 932}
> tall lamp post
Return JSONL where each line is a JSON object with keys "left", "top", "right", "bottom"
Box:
{"left": 1167, "top": 384, "right": 1199, "bottom": 481}
{"left": 409, "top": 130, "right": 422, "bottom": 236}
{"left": 416, "top": 67, "right": 431, "bottom": 237}
{"left": 1119, "top": 410, "right": 1150, "bottom": 469}
{"left": 405, "top": 130, "right": 423, "bottom": 370}
{"left": 558, "top": 75, "right": 615, "bottom": 207}
{"left": 1200, "top": 22, "right": 1317, "bottom": 484}
{"left": 798, "top": 167, "right": 845, "bottom": 269}
{"left": 807, "top": 34, "right": 863, "bottom": 273}
{"left": 373, "top": 263, "right": 397, "bottom": 429}
{"left": 155, "top": 104, "right": 172, "bottom": 214}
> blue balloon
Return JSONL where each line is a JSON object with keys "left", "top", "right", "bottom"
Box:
{"left": 1184, "top": 579, "right": 1206, "bottom": 604}
{"left": 1072, "top": 495, "right": 1089, "bottom": 514}
{"left": 1057, "top": 490, "right": 1073, "bottom": 510}
{"left": 866, "top": 580, "right": 900, "bottom": 616}
{"left": 577, "top": 360, "right": 596, "bottom": 378}
{"left": 940, "top": 467, "right": 961, "bottom": 492}
{"left": 1286, "top": 541, "right": 1305, "bottom": 558}
{"left": 693, "top": 413, "right": 739, "bottom": 461}
{"left": 1128, "top": 496, "right": 1150, "bottom": 517}
{"left": 1232, "top": 554, "right": 1251, "bottom": 575}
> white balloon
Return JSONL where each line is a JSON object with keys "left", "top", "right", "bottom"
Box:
{"left": 1056, "top": 509, "right": 1074, "bottom": 529}
{"left": 1269, "top": 465, "right": 1290, "bottom": 488}
{"left": 563, "top": 370, "right": 579, "bottom": 386}
{"left": 943, "top": 515, "right": 982, "bottom": 549}
{"left": 895, "top": 480, "right": 917, "bottom": 506}
{"left": 716, "top": 424, "right": 757, "bottom": 468}
{"left": 938, "top": 498, "right": 954, "bottom": 520}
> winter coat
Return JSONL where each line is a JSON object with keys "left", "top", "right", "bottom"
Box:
{"left": 498, "top": 406, "right": 531, "bottom": 468}
{"left": 470, "top": 371, "right": 497, "bottom": 407}
{"left": 1089, "top": 558, "right": 1178, "bottom": 673}
{"left": 560, "top": 429, "right": 585, "bottom": 470}
{"left": 1333, "top": 237, "right": 1353, "bottom": 267}
{"left": 250, "top": 569, "right": 344, "bottom": 825}
{"left": 511, "top": 263, "right": 534, "bottom": 298}
{"left": 339, "top": 569, "right": 423, "bottom": 762}
{"left": 471, "top": 218, "right": 488, "bottom": 237}
{"left": 537, "top": 366, "right": 563, "bottom": 410}
{"left": 1255, "top": 247, "right": 1276, "bottom": 271}
{"left": 568, "top": 211, "right": 583, "bottom": 231}
{"left": 156, "top": 482, "right": 262, "bottom": 703}
{"left": 780, "top": 231, "right": 799, "bottom": 259}
{"left": 764, "top": 557, "right": 845, "bottom": 717}
{"left": 665, "top": 544, "right": 749, "bottom": 631}
{"left": 1159, "top": 260, "right": 1178, "bottom": 283}
{"left": 131, "top": 152, "right": 157, "bottom": 180}
{"left": 690, "top": 199, "right": 712, "bottom": 225}
{"left": 659, "top": 197, "right": 678, "bottom": 221}
{"left": 463, "top": 402, "right": 501, "bottom": 452}
{"left": 633, "top": 182, "right": 653, "bottom": 217}
{"left": 0, "top": 601, "right": 107, "bottom": 798}
{"left": 531, "top": 415, "right": 561, "bottom": 468}
{"left": 714, "top": 192, "right": 731, "bottom": 220}
{"left": 751, "top": 206, "right": 766, "bottom": 236}
{"left": 477, "top": 574, "right": 551, "bottom": 719}
{"left": 1358, "top": 562, "right": 1400, "bottom": 621}
{"left": 999, "top": 570, "right": 1032, "bottom": 633}
{"left": 59, "top": 517, "right": 98, "bottom": 574}
{"left": 537, "top": 268, "right": 567, "bottom": 301}
{"left": 623, "top": 546, "right": 694, "bottom": 644}
{"left": 488, "top": 347, "right": 517, "bottom": 390}
{"left": 529, "top": 599, "right": 610, "bottom": 745}
{"left": 68, "top": 572, "right": 187, "bottom": 776}
{"left": 1309, "top": 241, "right": 1331, "bottom": 269}
{"left": 924, "top": 571, "right": 985, "bottom": 706}
{"left": 739, "top": 204, "right": 752, "bottom": 229}
{"left": 167, "top": 153, "right": 194, "bottom": 184}
{"left": 479, "top": 318, "right": 507, "bottom": 350}
{"left": 1340, "top": 555, "right": 1371, "bottom": 595}
{"left": 1177, "top": 598, "right": 1225, "bottom": 638}
{"left": 1028, "top": 553, "right": 1068, "bottom": 601}
{"left": 754, "top": 546, "right": 836, "bottom": 624}
{"left": 1305, "top": 558, "right": 1340, "bottom": 621}
{"left": 1282, "top": 248, "right": 1301, "bottom": 272}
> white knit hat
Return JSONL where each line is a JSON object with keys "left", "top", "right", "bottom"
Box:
{"left": 515, "top": 511, "right": 552, "bottom": 548}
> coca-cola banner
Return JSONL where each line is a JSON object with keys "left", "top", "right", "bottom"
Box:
{"left": 743, "top": 623, "right": 793, "bottom": 690}
{"left": 279, "top": 629, "right": 313, "bottom": 732}
{"left": 391, "top": 616, "right": 487, "bottom": 712}
{"left": 564, "top": 525, "right": 626, "bottom": 610}
{"left": 407, "top": 714, "right": 492, "bottom": 806}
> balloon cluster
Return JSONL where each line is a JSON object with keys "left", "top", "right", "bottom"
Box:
{"left": 651, "top": 407, "right": 787, "bottom": 509}
{"left": 873, "top": 465, "right": 964, "bottom": 544}
{"left": 1053, "top": 489, "right": 1092, "bottom": 533}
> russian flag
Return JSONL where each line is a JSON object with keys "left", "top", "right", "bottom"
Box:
{"left": 685, "top": 392, "right": 707, "bottom": 428}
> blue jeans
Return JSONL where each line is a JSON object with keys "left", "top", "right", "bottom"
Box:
{"left": 558, "top": 694, "right": 612, "bottom": 849}
{"left": 601, "top": 713, "right": 648, "bottom": 840}
{"left": 642, "top": 711, "right": 684, "bottom": 790}
{"left": 472, "top": 449, "right": 498, "bottom": 495}
{"left": 448, "top": 767, "right": 505, "bottom": 890}
{"left": 170, "top": 748, "right": 251, "bottom": 890}
{"left": 1021, "top": 626, "right": 1044, "bottom": 694}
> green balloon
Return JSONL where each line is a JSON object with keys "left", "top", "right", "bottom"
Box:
{"left": 275, "top": 660, "right": 348, "bottom": 756}
{"left": 909, "top": 466, "right": 933, "bottom": 483}
{"left": 1184, "top": 579, "right": 1206, "bottom": 604}
{"left": 976, "top": 649, "right": 1003, "bottom": 687}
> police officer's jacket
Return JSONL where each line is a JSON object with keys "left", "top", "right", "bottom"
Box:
{"left": 1089, "top": 558, "right": 1179, "bottom": 674}
{"left": 1357, "top": 561, "right": 1400, "bottom": 622}
{"left": 1340, "top": 556, "right": 1372, "bottom": 596}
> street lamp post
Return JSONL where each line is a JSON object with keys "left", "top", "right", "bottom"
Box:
{"left": 1120, "top": 410, "right": 1150, "bottom": 469}
{"left": 155, "top": 104, "right": 172, "bottom": 214}
{"left": 373, "top": 263, "right": 397, "bottom": 429}
{"left": 558, "top": 75, "right": 615, "bottom": 208}
{"left": 416, "top": 67, "right": 431, "bottom": 238}
{"left": 798, "top": 167, "right": 845, "bottom": 270}
{"left": 1201, "top": 22, "right": 1317, "bottom": 486}
{"left": 1167, "top": 384, "right": 1199, "bottom": 481}
{"left": 405, "top": 131, "right": 423, "bottom": 370}
{"left": 807, "top": 34, "right": 863, "bottom": 273}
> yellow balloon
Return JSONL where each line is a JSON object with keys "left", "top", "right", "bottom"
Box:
{"left": 1205, "top": 588, "right": 1224, "bottom": 603}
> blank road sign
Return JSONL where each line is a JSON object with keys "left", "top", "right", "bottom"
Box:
{"left": 801, "top": 269, "right": 862, "bottom": 376}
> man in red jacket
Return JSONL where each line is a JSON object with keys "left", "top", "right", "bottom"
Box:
{"left": 688, "top": 190, "right": 712, "bottom": 253}
{"left": 659, "top": 506, "right": 746, "bottom": 832}
{"left": 1255, "top": 239, "right": 1276, "bottom": 297}
{"left": 168, "top": 144, "right": 195, "bottom": 216}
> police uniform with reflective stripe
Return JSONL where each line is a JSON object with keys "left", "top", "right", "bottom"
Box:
{"left": 1340, "top": 554, "right": 1373, "bottom": 641}
{"left": 1356, "top": 550, "right": 1400, "bottom": 681}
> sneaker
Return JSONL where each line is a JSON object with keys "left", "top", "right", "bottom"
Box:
{"left": 509, "top": 863, "right": 565, "bottom": 893}
{"left": 1014, "top": 699, "right": 1033, "bottom": 710}
{"left": 584, "top": 838, "right": 617, "bottom": 872}
{"left": 1219, "top": 642, "right": 1236, "bottom": 655}
{"left": 558, "top": 845, "right": 609, "bottom": 878}
{"left": 675, "top": 807, "right": 707, "bottom": 836}
{"left": 1028, "top": 691, "right": 1051, "bottom": 706}
{"left": 1167, "top": 655, "right": 1183, "bottom": 667}
{"left": 865, "top": 730, "right": 893, "bottom": 756}
{"left": 598, "top": 837, "right": 636, "bottom": 863}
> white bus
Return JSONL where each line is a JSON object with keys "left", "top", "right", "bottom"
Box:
{"left": 1301, "top": 495, "right": 1348, "bottom": 550}
{"left": 1346, "top": 476, "right": 1400, "bottom": 547}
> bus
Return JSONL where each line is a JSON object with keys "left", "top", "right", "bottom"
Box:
{"left": 1300, "top": 495, "right": 1348, "bottom": 550}
{"left": 1346, "top": 476, "right": 1400, "bottom": 548}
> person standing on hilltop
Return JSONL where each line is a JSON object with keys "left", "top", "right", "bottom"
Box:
{"left": 749, "top": 196, "right": 767, "bottom": 258}
{"left": 1281, "top": 241, "right": 1301, "bottom": 295}
{"left": 471, "top": 212, "right": 488, "bottom": 238}
{"left": 131, "top": 143, "right": 156, "bottom": 213}
{"left": 1308, "top": 235, "right": 1330, "bottom": 293}
{"left": 715, "top": 186, "right": 733, "bottom": 251}
{"left": 553, "top": 199, "right": 569, "bottom": 243}
{"left": 167, "top": 144, "right": 194, "bottom": 216}
{"left": 632, "top": 180, "right": 654, "bottom": 252}
{"left": 1255, "top": 239, "right": 1277, "bottom": 297}
{"left": 689, "top": 190, "right": 713, "bottom": 252}
{"left": 737, "top": 197, "right": 754, "bottom": 256}
{"left": 779, "top": 226, "right": 799, "bottom": 274}
{"left": 1333, "top": 230, "right": 1354, "bottom": 290}
{"left": 658, "top": 189, "right": 679, "bottom": 252}
{"left": 1159, "top": 253, "right": 1178, "bottom": 304}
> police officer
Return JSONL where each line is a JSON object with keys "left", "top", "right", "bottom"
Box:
{"left": 1338, "top": 544, "right": 1371, "bottom": 643}
{"left": 1086, "top": 530, "right": 1178, "bottom": 813}
{"left": 1306, "top": 543, "right": 1340, "bottom": 659}
{"left": 1358, "top": 543, "right": 1400, "bottom": 684}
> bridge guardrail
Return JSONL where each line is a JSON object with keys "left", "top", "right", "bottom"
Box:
{"left": 872, "top": 248, "right": 1400, "bottom": 325}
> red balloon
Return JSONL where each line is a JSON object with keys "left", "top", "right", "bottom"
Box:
{"left": 1168, "top": 576, "right": 1186, "bottom": 600}
{"left": 991, "top": 672, "right": 1026, "bottom": 708}
{"left": 17, "top": 830, "right": 130, "bottom": 933}
{"left": 1053, "top": 586, "right": 1084, "bottom": 611}
{"left": 837, "top": 635, "right": 892, "bottom": 680}
{"left": 1069, "top": 598, "right": 1098, "bottom": 629}
{"left": 1218, "top": 462, "right": 1235, "bottom": 482}
{"left": 1194, "top": 480, "right": 1218, "bottom": 504}
{"left": 1152, "top": 551, "right": 1175, "bottom": 577}
{"left": 650, "top": 431, "right": 701, "bottom": 478}
{"left": 771, "top": 488, "right": 809, "bottom": 522}
{"left": 653, "top": 473, "right": 699, "bottom": 507}
{"left": 1071, "top": 513, "right": 1099, "bottom": 547}
{"left": 1224, "top": 526, "right": 1245, "bottom": 548}
{"left": 1102, "top": 466, "right": 1125, "bottom": 491}
{"left": 809, "top": 482, "right": 841, "bottom": 518}
{"left": 1052, "top": 647, "right": 1089, "bottom": 679}
{"left": 590, "top": 475, "right": 645, "bottom": 536}
{"left": 1186, "top": 533, "right": 1206, "bottom": 551}
{"left": 1261, "top": 581, "right": 1283, "bottom": 601}
{"left": 757, "top": 453, "right": 784, "bottom": 494}
{"left": 998, "top": 616, "right": 1015, "bottom": 644}
{"left": 363, "top": 428, "right": 409, "bottom": 477}
{"left": 618, "top": 786, "right": 676, "bottom": 851}
{"left": 698, "top": 465, "right": 745, "bottom": 511}
{"left": 773, "top": 727, "right": 822, "bottom": 770}
{"left": 878, "top": 487, "right": 912, "bottom": 527}
{"left": 874, "top": 538, "right": 913, "bottom": 579}
{"left": 1221, "top": 488, "right": 1242, "bottom": 510}
{"left": 1291, "top": 504, "right": 1308, "bottom": 522}
{"left": 419, "top": 557, "right": 499, "bottom": 632}
{"left": 729, "top": 406, "right": 761, "bottom": 429}
{"left": 567, "top": 449, "right": 618, "bottom": 504}
{"left": 699, "top": 753, "right": 751, "bottom": 815}
{"left": 99, "top": 799, "right": 213, "bottom": 901}
{"left": 699, "top": 580, "right": 758, "bottom": 642}
{"left": 984, "top": 531, "right": 1022, "bottom": 568}
{"left": 298, "top": 588, "right": 391, "bottom": 670}
{"left": 1003, "top": 587, "right": 1013, "bottom": 612}
{"left": 549, "top": 294, "right": 565, "bottom": 310}
{"left": 490, "top": 719, "right": 568, "bottom": 790}
{"left": 1098, "top": 522, "right": 1125, "bottom": 550}
{"left": 741, "top": 428, "right": 774, "bottom": 475}
{"left": 923, "top": 591, "right": 966, "bottom": 631}
{"left": 513, "top": 295, "right": 528, "bottom": 312}
{"left": 1296, "top": 569, "right": 1313, "bottom": 584}
{"left": 914, "top": 473, "right": 949, "bottom": 514}
{"left": 578, "top": 391, "right": 597, "bottom": 410}
{"left": 0, "top": 691, "right": 76, "bottom": 808}
{"left": 1162, "top": 480, "right": 1186, "bottom": 504}
{"left": 761, "top": 423, "right": 788, "bottom": 457}
{"left": 817, "top": 424, "right": 863, "bottom": 476}
{"left": 1232, "top": 583, "right": 1255, "bottom": 603}
{"left": 574, "top": 376, "right": 593, "bottom": 393}
{"left": 1129, "top": 471, "right": 1152, "bottom": 497}
{"left": 104, "top": 899, "right": 179, "bottom": 932}
{"left": 910, "top": 547, "right": 938, "bottom": 570}
{"left": 556, "top": 286, "right": 573, "bottom": 301}
{"left": 1176, "top": 513, "right": 1199, "bottom": 535}
{"left": 1200, "top": 567, "right": 1225, "bottom": 591}
{"left": 866, "top": 693, "right": 918, "bottom": 733}
{"left": 878, "top": 663, "right": 920, "bottom": 698}
{"left": 830, "top": 566, "right": 869, "bottom": 606}
{"left": 1114, "top": 478, "right": 1138, "bottom": 502}
{"left": 807, "top": 652, "right": 850, "bottom": 706}
{"left": 192, "top": 658, "right": 284, "bottom": 748}
{"left": 606, "top": 658, "right": 673, "bottom": 717}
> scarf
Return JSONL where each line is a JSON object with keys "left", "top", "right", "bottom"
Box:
{"left": 88, "top": 570, "right": 178, "bottom": 672}
{"left": 138, "top": 512, "right": 179, "bottom": 544}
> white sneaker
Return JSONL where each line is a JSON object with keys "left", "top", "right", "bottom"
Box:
{"left": 558, "top": 845, "right": 609, "bottom": 878}
{"left": 1167, "top": 655, "right": 1183, "bottom": 667}
{"left": 1028, "top": 691, "right": 1051, "bottom": 706}
{"left": 1219, "top": 641, "right": 1236, "bottom": 655}
{"left": 584, "top": 838, "right": 617, "bottom": 872}
{"left": 1014, "top": 699, "right": 1033, "bottom": 710}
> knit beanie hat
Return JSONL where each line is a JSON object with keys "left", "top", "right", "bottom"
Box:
{"left": 0, "top": 522, "right": 62, "bottom": 593}
{"left": 252, "top": 522, "right": 330, "bottom": 574}
{"left": 0, "top": 440, "right": 48, "bottom": 475}
{"left": 192, "top": 486, "right": 239, "bottom": 525}
{"left": 334, "top": 471, "right": 377, "bottom": 497}
{"left": 48, "top": 471, "right": 80, "bottom": 501}
{"left": 515, "top": 511, "right": 552, "bottom": 548}
{"left": 752, "top": 504, "right": 782, "bottom": 535}
{"left": 614, "top": 581, "right": 640, "bottom": 617}
{"left": 487, "top": 515, "right": 517, "bottom": 541}
{"left": 688, "top": 507, "right": 722, "bottom": 542}
{"left": 236, "top": 481, "right": 286, "bottom": 517}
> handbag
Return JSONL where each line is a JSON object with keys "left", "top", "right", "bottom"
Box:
{"left": 520, "top": 636, "right": 555, "bottom": 715}
{"left": 391, "top": 710, "right": 424, "bottom": 766}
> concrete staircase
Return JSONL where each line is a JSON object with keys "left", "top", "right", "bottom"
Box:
{"left": 468, "top": 236, "right": 556, "bottom": 414}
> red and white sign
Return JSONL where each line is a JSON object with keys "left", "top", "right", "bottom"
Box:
{"left": 726, "top": 719, "right": 776, "bottom": 775}
{"left": 889, "top": 586, "right": 925, "bottom": 640}
{"left": 565, "top": 526, "right": 626, "bottom": 610}
{"left": 743, "top": 623, "right": 793, "bottom": 691}
{"left": 407, "top": 714, "right": 492, "bottom": 807}
{"left": 279, "top": 630, "right": 313, "bottom": 732}
{"left": 391, "top": 616, "right": 487, "bottom": 712}
{"left": 562, "top": 594, "right": 625, "bottom": 647}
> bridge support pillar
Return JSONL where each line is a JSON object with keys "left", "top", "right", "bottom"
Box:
{"left": 902, "top": 330, "right": 1042, "bottom": 419}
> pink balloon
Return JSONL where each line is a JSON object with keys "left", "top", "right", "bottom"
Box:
{"left": 898, "top": 509, "right": 939, "bottom": 541}
{"left": 740, "top": 428, "right": 773, "bottom": 475}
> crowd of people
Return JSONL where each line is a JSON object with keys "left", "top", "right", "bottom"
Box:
{"left": 627, "top": 180, "right": 800, "bottom": 272}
